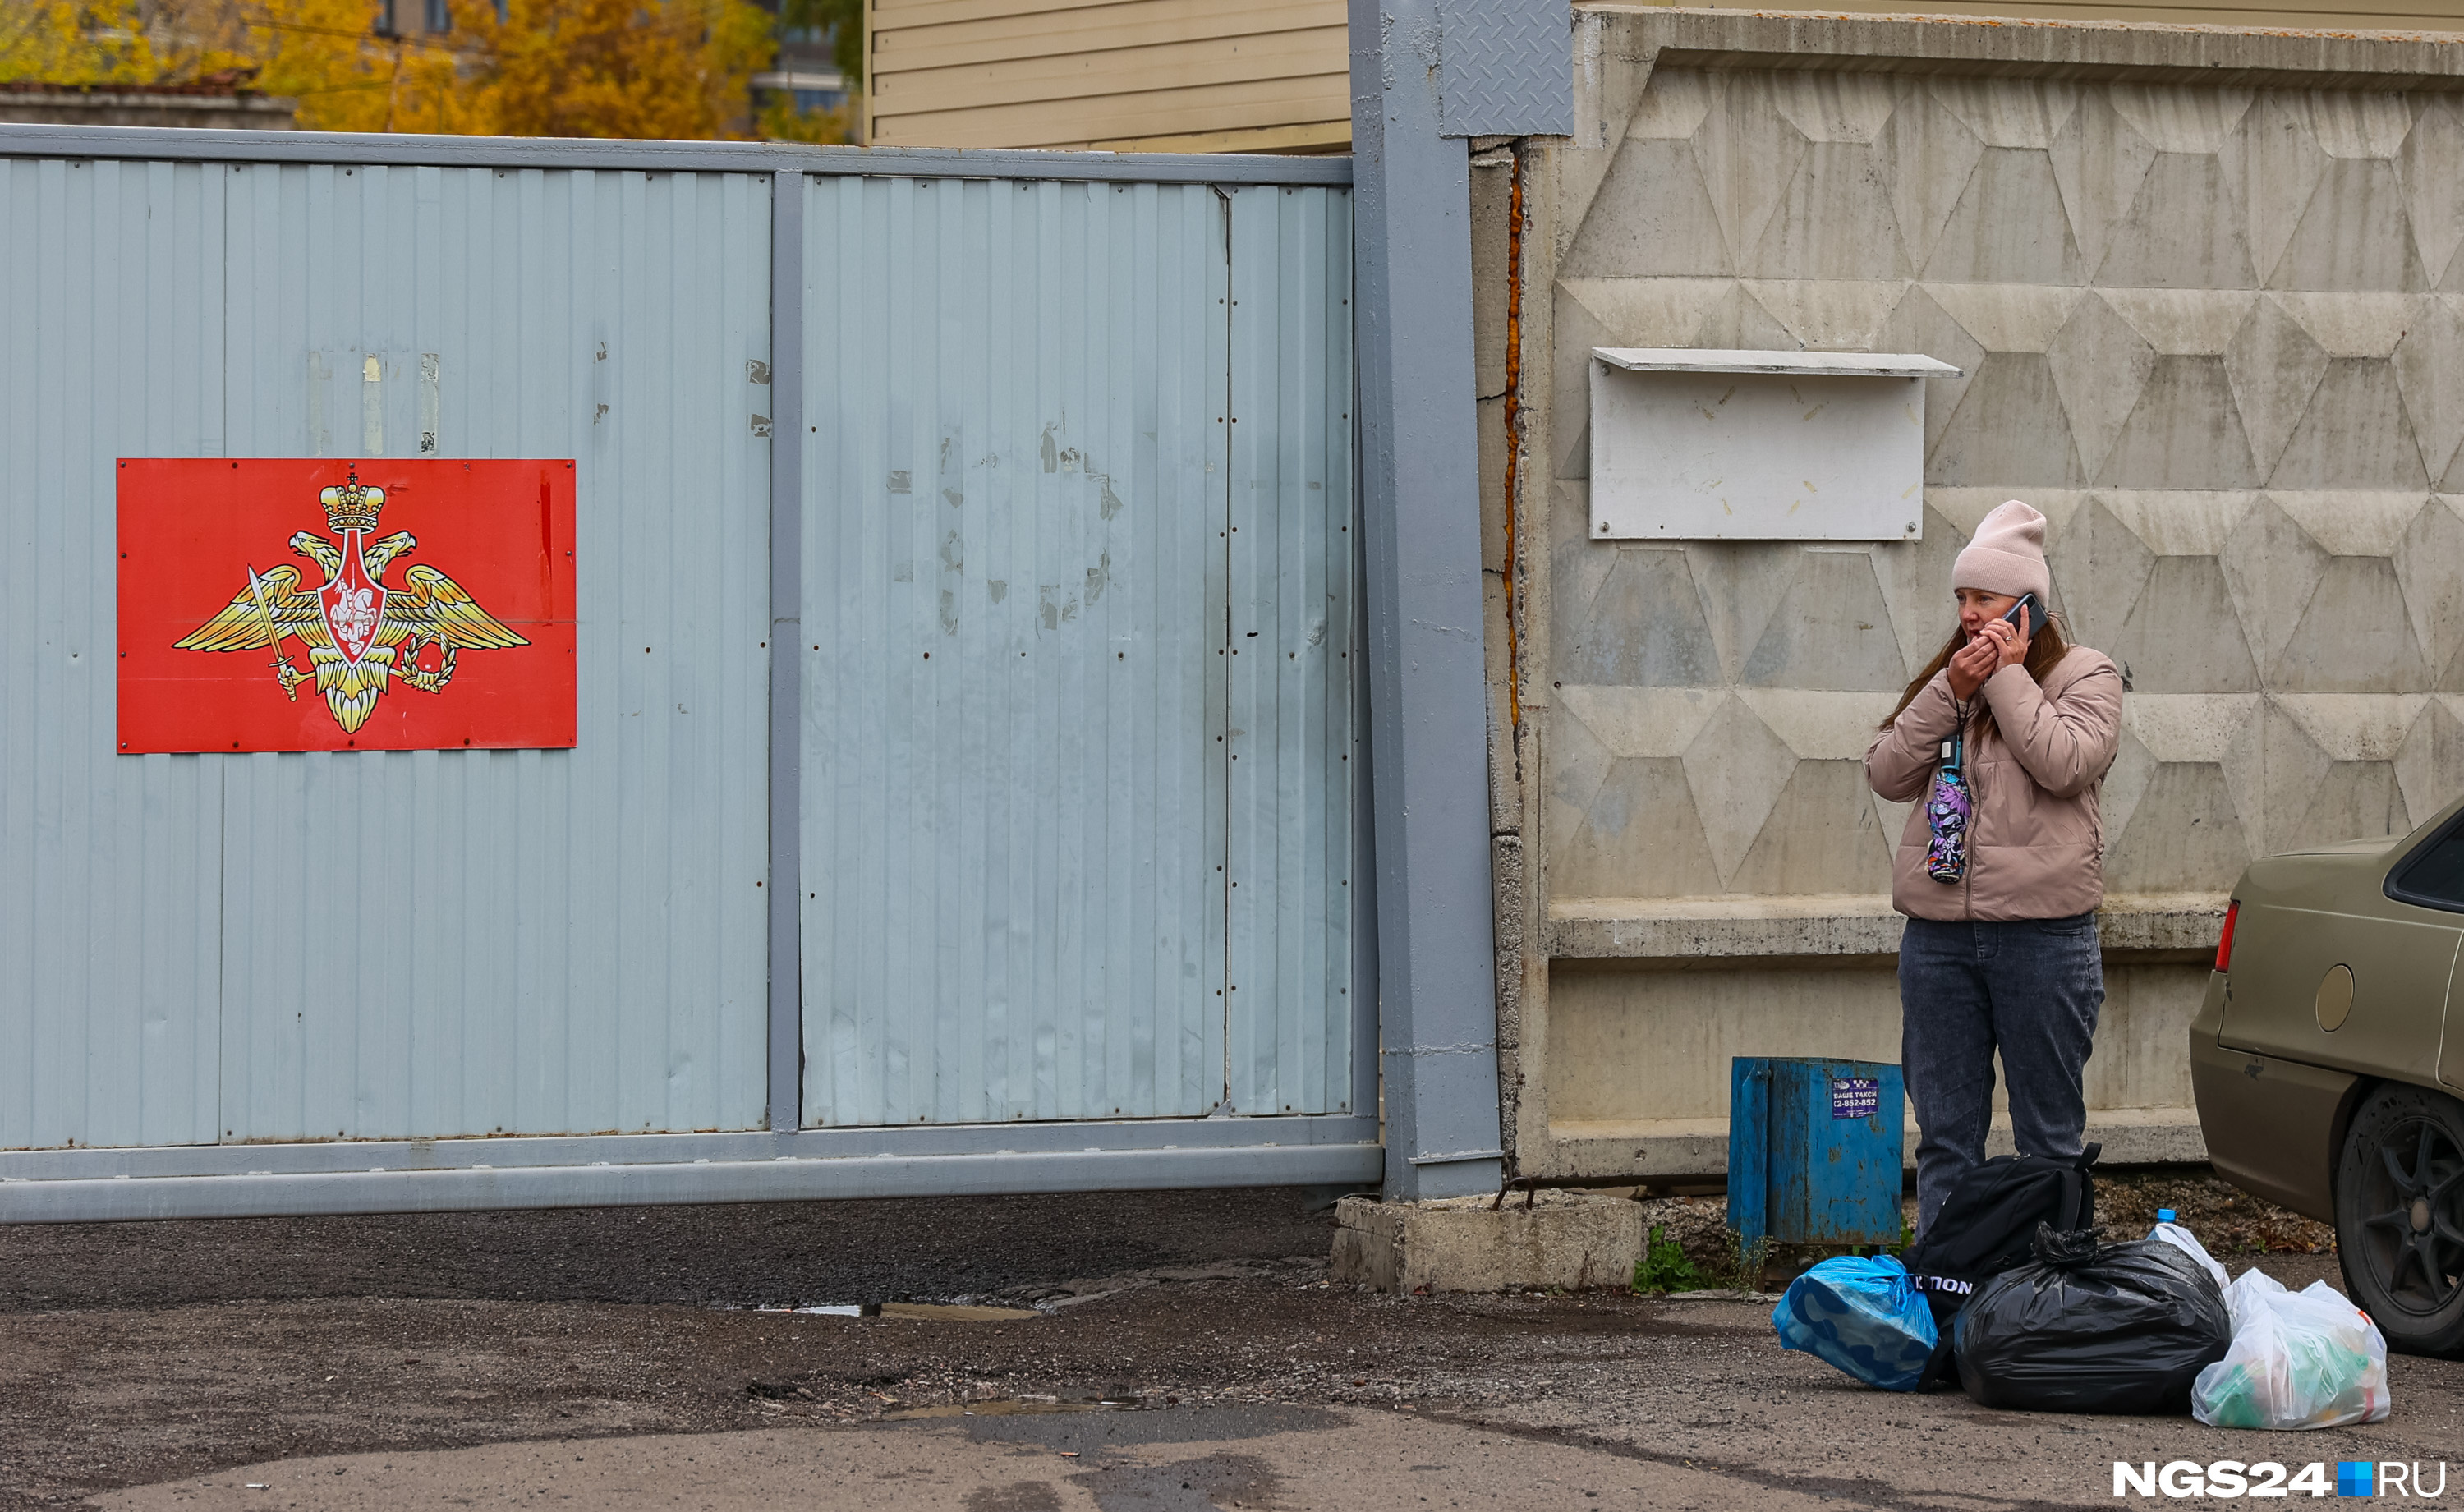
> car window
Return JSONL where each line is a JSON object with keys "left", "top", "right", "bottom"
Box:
{"left": 2392, "top": 825, "right": 2464, "bottom": 911}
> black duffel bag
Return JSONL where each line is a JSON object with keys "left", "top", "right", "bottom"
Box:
{"left": 1956, "top": 1225, "right": 2232, "bottom": 1415}
{"left": 1901, "top": 1145, "right": 2099, "bottom": 1330}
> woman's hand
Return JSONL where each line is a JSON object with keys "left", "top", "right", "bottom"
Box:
{"left": 1947, "top": 615, "right": 2026, "bottom": 699}
{"left": 1982, "top": 614, "right": 2027, "bottom": 670}
{"left": 1947, "top": 631, "right": 1998, "bottom": 698}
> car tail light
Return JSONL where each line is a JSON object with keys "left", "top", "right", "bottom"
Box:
{"left": 2214, "top": 900, "right": 2239, "bottom": 974}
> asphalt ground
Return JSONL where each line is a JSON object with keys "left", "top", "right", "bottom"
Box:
{"left": 3, "top": 1187, "right": 2458, "bottom": 1511}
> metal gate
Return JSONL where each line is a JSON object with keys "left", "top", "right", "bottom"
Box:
{"left": 798, "top": 177, "right": 1357, "bottom": 1128}
{"left": 0, "top": 130, "right": 1372, "bottom": 1220}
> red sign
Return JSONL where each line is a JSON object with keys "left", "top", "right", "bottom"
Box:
{"left": 118, "top": 458, "right": 577, "bottom": 753}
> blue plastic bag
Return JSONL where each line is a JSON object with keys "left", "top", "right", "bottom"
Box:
{"left": 1773, "top": 1255, "right": 1939, "bottom": 1392}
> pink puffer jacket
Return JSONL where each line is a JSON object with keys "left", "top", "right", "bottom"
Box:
{"left": 1864, "top": 646, "right": 2125, "bottom": 922}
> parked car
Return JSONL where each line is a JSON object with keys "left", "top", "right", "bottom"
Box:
{"left": 2191, "top": 796, "right": 2464, "bottom": 1358}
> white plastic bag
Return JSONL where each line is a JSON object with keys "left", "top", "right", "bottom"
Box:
{"left": 2192, "top": 1269, "right": 2392, "bottom": 1430}
{"left": 2148, "top": 1218, "right": 2230, "bottom": 1290}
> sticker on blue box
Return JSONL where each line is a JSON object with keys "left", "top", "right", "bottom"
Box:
{"left": 1830, "top": 1076, "right": 1879, "bottom": 1120}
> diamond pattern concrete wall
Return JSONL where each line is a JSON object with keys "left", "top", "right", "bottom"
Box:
{"left": 1548, "top": 69, "right": 2464, "bottom": 907}
{"left": 1502, "top": 25, "right": 2464, "bottom": 1180}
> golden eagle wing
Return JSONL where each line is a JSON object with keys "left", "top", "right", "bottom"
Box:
{"left": 379, "top": 563, "right": 530, "bottom": 650}
{"left": 172, "top": 565, "right": 325, "bottom": 651}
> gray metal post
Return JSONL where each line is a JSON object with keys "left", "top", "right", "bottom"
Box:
{"left": 1349, "top": 0, "right": 1504, "bottom": 1201}
{"left": 767, "top": 170, "right": 807, "bottom": 1134}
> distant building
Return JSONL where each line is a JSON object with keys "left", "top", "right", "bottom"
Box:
{"left": 753, "top": 0, "right": 855, "bottom": 139}
{"left": 753, "top": 67, "right": 850, "bottom": 116}
{"left": 0, "top": 80, "right": 297, "bottom": 131}
{"left": 375, "top": 0, "right": 455, "bottom": 39}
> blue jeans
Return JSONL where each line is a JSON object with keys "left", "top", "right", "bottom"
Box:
{"left": 1898, "top": 912, "right": 2103, "bottom": 1233}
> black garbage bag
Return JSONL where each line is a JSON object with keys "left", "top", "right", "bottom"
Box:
{"left": 1956, "top": 1225, "right": 2232, "bottom": 1415}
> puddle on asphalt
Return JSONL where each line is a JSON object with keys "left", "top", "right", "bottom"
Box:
{"left": 742, "top": 1301, "right": 1043, "bottom": 1321}
{"left": 879, "top": 1302, "right": 1042, "bottom": 1321}
{"left": 884, "top": 1392, "right": 1142, "bottom": 1420}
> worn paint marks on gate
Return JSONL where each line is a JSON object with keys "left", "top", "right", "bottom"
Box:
{"left": 802, "top": 177, "right": 1230, "bottom": 1126}
{"left": 799, "top": 177, "right": 1354, "bottom": 1127}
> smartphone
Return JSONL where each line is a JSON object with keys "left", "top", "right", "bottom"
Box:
{"left": 2002, "top": 593, "right": 2041, "bottom": 641}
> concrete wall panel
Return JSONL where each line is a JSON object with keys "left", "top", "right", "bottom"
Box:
{"left": 1544, "top": 958, "right": 2209, "bottom": 1170}
{"left": 1506, "top": 12, "right": 2464, "bottom": 1179}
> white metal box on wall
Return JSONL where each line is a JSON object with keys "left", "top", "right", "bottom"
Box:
{"left": 1587, "top": 350, "right": 1961, "bottom": 542}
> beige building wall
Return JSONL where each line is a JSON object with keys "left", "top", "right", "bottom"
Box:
{"left": 1480, "top": 8, "right": 2464, "bottom": 1182}
{"left": 864, "top": 0, "right": 1349, "bottom": 153}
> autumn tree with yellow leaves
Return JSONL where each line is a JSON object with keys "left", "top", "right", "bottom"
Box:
{"left": 0, "top": 2, "right": 163, "bottom": 84}
{"left": 3, "top": 0, "right": 802, "bottom": 140}
{"left": 460, "top": 0, "right": 771, "bottom": 139}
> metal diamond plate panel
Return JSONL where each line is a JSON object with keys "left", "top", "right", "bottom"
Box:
{"left": 1439, "top": 0, "right": 1574, "bottom": 138}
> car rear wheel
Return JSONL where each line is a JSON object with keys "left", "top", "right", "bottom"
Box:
{"left": 2337, "top": 1082, "right": 2464, "bottom": 1358}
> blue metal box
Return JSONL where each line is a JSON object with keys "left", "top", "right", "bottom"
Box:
{"left": 1726, "top": 1057, "right": 1906, "bottom": 1249}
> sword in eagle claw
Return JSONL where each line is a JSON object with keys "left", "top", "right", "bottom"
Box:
{"left": 244, "top": 565, "right": 301, "bottom": 701}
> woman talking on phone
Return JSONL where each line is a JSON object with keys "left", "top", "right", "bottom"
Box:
{"left": 1866, "top": 500, "right": 2125, "bottom": 1234}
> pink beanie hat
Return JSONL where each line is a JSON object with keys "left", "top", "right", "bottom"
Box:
{"left": 1952, "top": 499, "right": 2050, "bottom": 604}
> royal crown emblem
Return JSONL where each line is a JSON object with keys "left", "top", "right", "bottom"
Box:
{"left": 173, "top": 466, "right": 527, "bottom": 733}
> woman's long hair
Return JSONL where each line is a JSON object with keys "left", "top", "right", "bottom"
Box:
{"left": 1880, "top": 613, "right": 2072, "bottom": 743}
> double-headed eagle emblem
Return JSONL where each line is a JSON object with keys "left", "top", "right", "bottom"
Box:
{"left": 175, "top": 469, "right": 526, "bottom": 733}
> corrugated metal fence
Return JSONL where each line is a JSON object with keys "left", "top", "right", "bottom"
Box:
{"left": 802, "top": 178, "right": 1357, "bottom": 1128}
{"left": 0, "top": 131, "right": 1368, "bottom": 1220}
